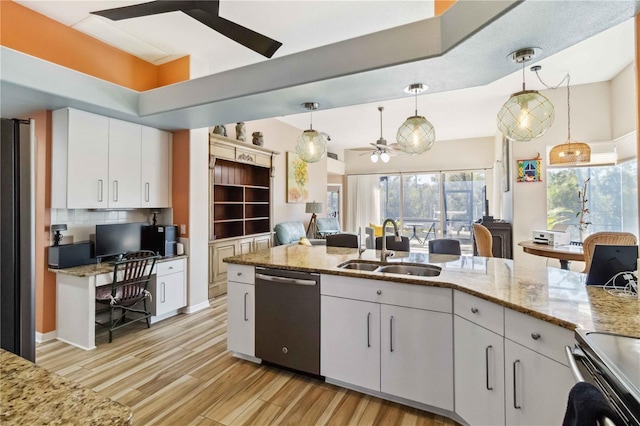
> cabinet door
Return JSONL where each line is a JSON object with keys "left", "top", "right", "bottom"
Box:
{"left": 381, "top": 304, "right": 453, "bottom": 410}
{"left": 108, "top": 119, "right": 141, "bottom": 208}
{"left": 253, "top": 234, "right": 272, "bottom": 252}
{"left": 141, "top": 126, "right": 170, "bottom": 207}
{"left": 505, "top": 339, "right": 574, "bottom": 426}
{"left": 454, "top": 316, "right": 505, "bottom": 426}
{"left": 321, "top": 296, "right": 380, "bottom": 392}
{"left": 66, "top": 109, "right": 109, "bottom": 208}
{"left": 227, "top": 281, "right": 254, "bottom": 356}
{"left": 154, "top": 271, "right": 186, "bottom": 316}
{"left": 238, "top": 238, "right": 253, "bottom": 254}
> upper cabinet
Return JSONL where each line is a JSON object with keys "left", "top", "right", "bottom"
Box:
{"left": 52, "top": 108, "right": 171, "bottom": 209}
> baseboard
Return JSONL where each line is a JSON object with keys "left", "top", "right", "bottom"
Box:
{"left": 150, "top": 310, "right": 180, "bottom": 324}
{"left": 36, "top": 330, "right": 57, "bottom": 343}
{"left": 183, "top": 300, "right": 211, "bottom": 314}
{"left": 56, "top": 336, "right": 96, "bottom": 351}
{"left": 232, "top": 352, "right": 262, "bottom": 364}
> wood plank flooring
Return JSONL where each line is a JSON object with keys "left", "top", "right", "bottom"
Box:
{"left": 36, "top": 296, "right": 458, "bottom": 426}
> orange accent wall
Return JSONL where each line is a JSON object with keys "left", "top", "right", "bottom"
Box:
{"left": 435, "top": 0, "right": 457, "bottom": 16}
{"left": 0, "top": 1, "right": 190, "bottom": 91}
{"left": 30, "top": 110, "right": 57, "bottom": 334}
{"left": 172, "top": 130, "right": 191, "bottom": 238}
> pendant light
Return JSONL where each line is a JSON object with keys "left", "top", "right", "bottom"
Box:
{"left": 396, "top": 83, "right": 435, "bottom": 154}
{"left": 496, "top": 48, "right": 555, "bottom": 142}
{"left": 295, "top": 102, "right": 327, "bottom": 163}
{"left": 546, "top": 72, "right": 591, "bottom": 165}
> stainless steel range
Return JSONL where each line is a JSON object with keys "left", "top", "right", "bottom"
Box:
{"left": 567, "top": 330, "right": 640, "bottom": 426}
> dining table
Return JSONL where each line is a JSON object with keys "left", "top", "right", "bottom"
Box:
{"left": 518, "top": 240, "right": 584, "bottom": 270}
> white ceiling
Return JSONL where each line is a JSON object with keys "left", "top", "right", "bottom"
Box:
{"left": 6, "top": 1, "right": 638, "bottom": 151}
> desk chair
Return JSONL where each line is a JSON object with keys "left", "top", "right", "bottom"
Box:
{"left": 472, "top": 223, "right": 493, "bottom": 257}
{"left": 95, "top": 250, "right": 159, "bottom": 343}
{"left": 428, "top": 239, "right": 461, "bottom": 255}
{"left": 375, "top": 236, "right": 411, "bottom": 252}
{"left": 582, "top": 232, "right": 637, "bottom": 273}
{"left": 326, "top": 233, "right": 359, "bottom": 248}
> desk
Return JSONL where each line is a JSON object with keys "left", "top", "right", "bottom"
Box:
{"left": 518, "top": 240, "right": 584, "bottom": 270}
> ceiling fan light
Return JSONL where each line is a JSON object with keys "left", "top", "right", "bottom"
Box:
{"left": 549, "top": 140, "right": 591, "bottom": 165}
{"left": 380, "top": 151, "right": 390, "bottom": 162}
{"left": 296, "top": 129, "right": 327, "bottom": 163}
{"left": 370, "top": 152, "right": 379, "bottom": 163}
{"left": 396, "top": 115, "right": 435, "bottom": 154}
{"left": 497, "top": 90, "right": 555, "bottom": 142}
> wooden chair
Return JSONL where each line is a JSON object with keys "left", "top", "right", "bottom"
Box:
{"left": 428, "top": 239, "right": 461, "bottom": 255}
{"left": 95, "top": 250, "right": 159, "bottom": 343}
{"left": 472, "top": 223, "right": 493, "bottom": 257}
{"left": 375, "top": 236, "right": 411, "bottom": 252}
{"left": 326, "top": 233, "right": 359, "bottom": 248}
{"left": 582, "top": 232, "right": 637, "bottom": 273}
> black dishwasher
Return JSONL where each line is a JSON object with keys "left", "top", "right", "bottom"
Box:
{"left": 255, "top": 267, "right": 320, "bottom": 376}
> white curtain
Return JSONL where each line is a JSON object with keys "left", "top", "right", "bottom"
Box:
{"left": 347, "top": 175, "right": 380, "bottom": 235}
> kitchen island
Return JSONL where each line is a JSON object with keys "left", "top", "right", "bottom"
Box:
{"left": 223, "top": 245, "right": 639, "bottom": 426}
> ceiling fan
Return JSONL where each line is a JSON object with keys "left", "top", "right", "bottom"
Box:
{"left": 91, "top": 1, "right": 282, "bottom": 58}
{"left": 354, "top": 106, "right": 402, "bottom": 163}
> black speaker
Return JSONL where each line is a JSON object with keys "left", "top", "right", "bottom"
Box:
{"left": 141, "top": 225, "right": 177, "bottom": 256}
{"left": 48, "top": 241, "right": 95, "bottom": 269}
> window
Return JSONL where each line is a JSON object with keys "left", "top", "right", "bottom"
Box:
{"left": 547, "top": 159, "right": 638, "bottom": 241}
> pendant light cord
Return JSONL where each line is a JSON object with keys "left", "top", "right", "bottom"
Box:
{"left": 533, "top": 68, "right": 572, "bottom": 142}
{"left": 309, "top": 109, "right": 313, "bottom": 131}
{"left": 414, "top": 91, "right": 418, "bottom": 116}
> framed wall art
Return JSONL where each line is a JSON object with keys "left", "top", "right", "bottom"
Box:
{"left": 516, "top": 158, "right": 542, "bottom": 183}
{"left": 287, "top": 152, "right": 309, "bottom": 203}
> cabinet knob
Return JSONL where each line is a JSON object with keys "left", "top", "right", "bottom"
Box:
{"left": 282, "top": 347, "right": 288, "bottom": 354}
{"left": 376, "top": 290, "right": 382, "bottom": 295}
{"left": 169, "top": 266, "right": 173, "bottom": 270}
{"left": 237, "top": 272, "right": 242, "bottom": 276}
{"left": 531, "top": 332, "right": 541, "bottom": 340}
{"left": 471, "top": 307, "right": 479, "bottom": 314}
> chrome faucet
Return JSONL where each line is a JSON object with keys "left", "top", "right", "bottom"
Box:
{"left": 380, "top": 218, "right": 401, "bottom": 262}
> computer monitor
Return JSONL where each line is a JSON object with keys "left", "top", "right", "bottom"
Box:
{"left": 94, "top": 222, "right": 143, "bottom": 259}
{"left": 586, "top": 245, "right": 638, "bottom": 287}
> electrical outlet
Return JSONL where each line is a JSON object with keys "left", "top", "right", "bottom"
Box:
{"left": 180, "top": 224, "right": 186, "bottom": 234}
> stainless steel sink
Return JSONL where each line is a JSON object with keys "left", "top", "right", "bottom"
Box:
{"left": 337, "top": 261, "right": 380, "bottom": 271}
{"left": 375, "top": 264, "right": 441, "bottom": 277}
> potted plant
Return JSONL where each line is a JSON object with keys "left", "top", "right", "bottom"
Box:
{"left": 576, "top": 177, "right": 591, "bottom": 241}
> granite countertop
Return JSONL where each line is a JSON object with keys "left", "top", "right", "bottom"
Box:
{"left": 224, "top": 245, "right": 640, "bottom": 338}
{"left": 0, "top": 349, "right": 132, "bottom": 425}
{"left": 49, "top": 254, "right": 188, "bottom": 277}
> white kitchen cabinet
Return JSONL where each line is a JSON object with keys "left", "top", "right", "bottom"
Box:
{"left": 227, "top": 264, "right": 256, "bottom": 356}
{"left": 321, "top": 295, "right": 380, "bottom": 392}
{"left": 52, "top": 108, "right": 109, "bottom": 208}
{"left": 504, "top": 338, "right": 575, "bottom": 425}
{"left": 108, "top": 119, "right": 141, "bottom": 208}
{"left": 141, "top": 126, "right": 171, "bottom": 207}
{"left": 381, "top": 304, "right": 453, "bottom": 409}
{"left": 150, "top": 258, "right": 186, "bottom": 318}
{"left": 454, "top": 316, "right": 505, "bottom": 426}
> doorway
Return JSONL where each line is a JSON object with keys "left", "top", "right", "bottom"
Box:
{"left": 327, "top": 184, "right": 341, "bottom": 223}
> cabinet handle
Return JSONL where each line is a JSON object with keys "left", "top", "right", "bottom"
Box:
{"left": 531, "top": 332, "right": 541, "bottom": 340}
{"left": 376, "top": 290, "right": 382, "bottom": 295}
{"left": 513, "top": 359, "right": 521, "bottom": 409}
{"left": 98, "top": 179, "right": 103, "bottom": 202}
{"left": 145, "top": 182, "right": 150, "bottom": 202}
{"left": 161, "top": 282, "right": 166, "bottom": 303}
{"left": 471, "top": 307, "right": 479, "bottom": 314}
{"left": 366, "top": 312, "right": 371, "bottom": 348}
{"left": 243, "top": 292, "right": 248, "bottom": 321}
{"left": 389, "top": 316, "right": 394, "bottom": 352}
{"left": 113, "top": 180, "right": 119, "bottom": 202}
{"left": 485, "top": 345, "right": 493, "bottom": 390}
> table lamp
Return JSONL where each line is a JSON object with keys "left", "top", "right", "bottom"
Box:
{"left": 51, "top": 224, "right": 67, "bottom": 246}
{"left": 305, "top": 202, "right": 322, "bottom": 238}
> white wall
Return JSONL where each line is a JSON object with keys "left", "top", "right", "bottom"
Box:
{"left": 611, "top": 63, "right": 637, "bottom": 139}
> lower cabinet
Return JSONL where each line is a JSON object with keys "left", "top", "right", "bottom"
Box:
{"left": 454, "top": 316, "right": 505, "bottom": 426}
{"left": 150, "top": 258, "right": 187, "bottom": 318}
{"left": 226, "top": 264, "right": 256, "bottom": 357}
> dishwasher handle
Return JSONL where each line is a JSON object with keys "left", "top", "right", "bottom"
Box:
{"left": 256, "top": 273, "right": 317, "bottom": 286}
{"left": 565, "top": 345, "right": 585, "bottom": 383}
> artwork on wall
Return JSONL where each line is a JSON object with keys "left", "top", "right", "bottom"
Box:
{"left": 287, "top": 152, "right": 309, "bottom": 203}
{"left": 517, "top": 157, "right": 542, "bottom": 182}
{"left": 502, "top": 137, "right": 510, "bottom": 192}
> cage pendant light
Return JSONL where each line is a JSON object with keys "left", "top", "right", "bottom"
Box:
{"left": 396, "top": 83, "right": 435, "bottom": 155}
{"left": 496, "top": 48, "right": 555, "bottom": 142}
{"left": 549, "top": 75, "right": 591, "bottom": 165}
{"left": 296, "top": 102, "right": 327, "bottom": 163}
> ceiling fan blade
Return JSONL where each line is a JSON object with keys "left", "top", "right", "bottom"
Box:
{"left": 353, "top": 147, "right": 374, "bottom": 152}
{"left": 185, "top": 10, "right": 282, "bottom": 58}
{"left": 91, "top": 1, "right": 195, "bottom": 20}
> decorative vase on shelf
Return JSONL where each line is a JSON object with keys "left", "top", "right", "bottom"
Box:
{"left": 235, "top": 122, "right": 246, "bottom": 142}
{"left": 252, "top": 131, "right": 264, "bottom": 146}
{"left": 212, "top": 125, "right": 227, "bottom": 137}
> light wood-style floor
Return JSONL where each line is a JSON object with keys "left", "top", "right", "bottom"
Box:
{"left": 36, "top": 296, "right": 458, "bottom": 426}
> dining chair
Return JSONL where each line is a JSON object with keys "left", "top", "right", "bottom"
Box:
{"left": 581, "top": 232, "right": 637, "bottom": 273}
{"left": 326, "top": 233, "right": 359, "bottom": 248}
{"left": 428, "top": 238, "right": 461, "bottom": 255}
{"left": 375, "top": 236, "right": 411, "bottom": 251}
{"left": 95, "top": 250, "right": 159, "bottom": 343}
{"left": 472, "top": 223, "right": 493, "bottom": 257}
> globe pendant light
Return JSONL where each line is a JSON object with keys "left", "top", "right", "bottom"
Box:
{"left": 396, "top": 83, "right": 435, "bottom": 155}
{"left": 496, "top": 48, "right": 555, "bottom": 142}
{"left": 548, "top": 73, "right": 591, "bottom": 165}
{"left": 295, "top": 102, "right": 327, "bottom": 163}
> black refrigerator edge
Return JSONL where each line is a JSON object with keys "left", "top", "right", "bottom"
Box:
{"left": 1, "top": 117, "right": 36, "bottom": 361}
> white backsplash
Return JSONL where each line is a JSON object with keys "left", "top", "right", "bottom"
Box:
{"left": 50, "top": 208, "right": 174, "bottom": 245}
